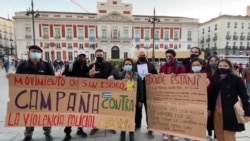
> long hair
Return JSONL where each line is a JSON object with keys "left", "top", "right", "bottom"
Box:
{"left": 213, "top": 59, "right": 237, "bottom": 84}
{"left": 206, "top": 55, "right": 220, "bottom": 77}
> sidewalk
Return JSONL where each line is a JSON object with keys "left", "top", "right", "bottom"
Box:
{"left": 0, "top": 67, "right": 250, "bottom": 141}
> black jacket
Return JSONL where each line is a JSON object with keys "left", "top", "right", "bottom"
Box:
{"left": 88, "top": 61, "right": 117, "bottom": 79}
{"left": 62, "top": 61, "right": 89, "bottom": 77}
{"left": 209, "top": 74, "right": 250, "bottom": 132}
{"left": 16, "top": 60, "right": 54, "bottom": 76}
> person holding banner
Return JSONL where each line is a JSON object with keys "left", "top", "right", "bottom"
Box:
{"left": 117, "top": 58, "right": 144, "bottom": 141}
{"left": 61, "top": 50, "right": 89, "bottom": 141}
{"left": 133, "top": 50, "right": 158, "bottom": 138}
{"left": 209, "top": 59, "right": 250, "bottom": 141}
{"left": 184, "top": 58, "right": 212, "bottom": 141}
{"left": 159, "top": 49, "right": 185, "bottom": 141}
{"left": 88, "top": 49, "right": 118, "bottom": 135}
{"left": 7, "top": 45, "right": 55, "bottom": 141}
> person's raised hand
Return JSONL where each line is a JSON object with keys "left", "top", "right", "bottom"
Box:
{"left": 89, "top": 65, "right": 99, "bottom": 77}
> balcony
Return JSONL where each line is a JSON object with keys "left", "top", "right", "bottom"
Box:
{"left": 212, "top": 47, "right": 217, "bottom": 50}
{"left": 233, "top": 35, "right": 238, "bottom": 40}
{"left": 144, "top": 37, "right": 150, "bottom": 41}
{"left": 154, "top": 38, "right": 160, "bottom": 41}
{"left": 164, "top": 38, "right": 169, "bottom": 41}
{"left": 239, "top": 46, "right": 245, "bottom": 50}
{"left": 25, "top": 35, "right": 32, "bottom": 39}
{"left": 66, "top": 36, "right": 73, "bottom": 40}
{"left": 110, "top": 37, "right": 131, "bottom": 43}
{"left": 240, "top": 36, "right": 245, "bottom": 40}
{"left": 43, "top": 35, "right": 49, "bottom": 39}
{"left": 213, "top": 36, "right": 217, "bottom": 41}
{"left": 9, "top": 38, "right": 13, "bottom": 41}
{"left": 67, "top": 46, "right": 73, "bottom": 49}
{"left": 225, "top": 46, "right": 231, "bottom": 50}
{"left": 55, "top": 36, "right": 61, "bottom": 39}
{"left": 174, "top": 38, "right": 179, "bottom": 41}
{"left": 226, "top": 35, "right": 231, "bottom": 40}
{"left": 206, "top": 38, "right": 210, "bottom": 42}
{"left": 200, "top": 39, "right": 204, "bottom": 43}
{"left": 78, "top": 36, "right": 84, "bottom": 40}
{"left": 187, "top": 37, "right": 192, "bottom": 41}
{"left": 247, "top": 36, "right": 250, "bottom": 41}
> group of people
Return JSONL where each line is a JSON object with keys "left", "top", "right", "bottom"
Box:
{"left": 6, "top": 45, "right": 250, "bottom": 141}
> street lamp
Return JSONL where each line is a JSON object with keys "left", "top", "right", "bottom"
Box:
{"left": 148, "top": 8, "right": 160, "bottom": 64}
{"left": 26, "top": 0, "right": 40, "bottom": 45}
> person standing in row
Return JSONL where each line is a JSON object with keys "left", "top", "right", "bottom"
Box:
{"left": 159, "top": 49, "right": 185, "bottom": 141}
{"left": 61, "top": 50, "right": 89, "bottom": 141}
{"left": 117, "top": 58, "right": 144, "bottom": 141}
{"left": 133, "top": 50, "right": 158, "bottom": 138}
{"left": 88, "top": 49, "right": 118, "bottom": 135}
{"left": 209, "top": 59, "right": 250, "bottom": 141}
{"left": 10, "top": 45, "right": 55, "bottom": 141}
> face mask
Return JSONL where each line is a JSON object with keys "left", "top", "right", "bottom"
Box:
{"left": 139, "top": 57, "right": 146, "bottom": 62}
{"left": 209, "top": 61, "right": 218, "bottom": 68}
{"left": 96, "top": 57, "right": 103, "bottom": 62}
{"left": 192, "top": 66, "right": 202, "bottom": 73}
{"left": 218, "top": 68, "right": 230, "bottom": 75}
{"left": 190, "top": 54, "right": 198, "bottom": 59}
{"left": 166, "top": 57, "right": 172, "bottom": 63}
{"left": 123, "top": 65, "right": 132, "bottom": 71}
{"left": 30, "top": 52, "right": 41, "bottom": 60}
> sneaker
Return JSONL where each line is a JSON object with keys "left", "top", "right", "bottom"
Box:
{"left": 207, "top": 136, "right": 212, "bottom": 140}
{"left": 172, "top": 136, "right": 178, "bottom": 141}
{"left": 109, "top": 130, "right": 116, "bottom": 134}
{"left": 89, "top": 128, "right": 99, "bottom": 135}
{"left": 76, "top": 129, "right": 87, "bottom": 138}
{"left": 162, "top": 134, "right": 169, "bottom": 140}
{"left": 62, "top": 135, "right": 71, "bottom": 141}
{"left": 45, "top": 134, "right": 53, "bottom": 141}
{"left": 22, "top": 136, "right": 32, "bottom": 141}
{"left": 147, "top": 131, "right": 154, "bottom": 138}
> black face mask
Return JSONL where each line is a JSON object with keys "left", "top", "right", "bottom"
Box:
{"left": 139, "top": 57, "right": 146, "bottom": 62}
{"left": 218, "top": 68, "right": 230, "bottom": 75}
{"left": 190, "top": 54, "right": 199, "bottom": 59}
{"left": 96, "top": 57, "right": 104, "bottom": 62}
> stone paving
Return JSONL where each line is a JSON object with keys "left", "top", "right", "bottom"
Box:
{"left": 0, "top": 66, "right": 249, "bottom": 141}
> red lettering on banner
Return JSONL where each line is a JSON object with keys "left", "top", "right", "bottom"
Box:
{"left": 7, "top": 112, "right": 20, "bottom": 126}
{"left": 170, "top": 75, "right": 200, "bottom": 86}
{"left": 82, "top": 80, "right": 98, "bottom": 88}
{"left": 13, "top": 76, "right": 66, "bottom": 87}
{"left": 67, "top": 114, "right": 96, "bottom": 128}
{"left": 70, "top": 79, "right": 79, "bottom": 87}
{"left": 146, "top": 76, "right": 166, "bottom": 85}
{"left": 100, "top": 81, "right": 125, "bottom": 89}
{"left": 23, "top": 113, "right": 65, "bottom": 126}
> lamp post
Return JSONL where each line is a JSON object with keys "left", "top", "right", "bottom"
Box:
{"left": 26, "top": 0, "right": 40, "bottom": 45}
{"left": 148, "top": 8, "right": 160, "bottom": 64}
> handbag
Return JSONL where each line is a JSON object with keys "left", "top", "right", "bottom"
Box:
{"left": 234, "top": 100, "right": 247, "bottom": 124}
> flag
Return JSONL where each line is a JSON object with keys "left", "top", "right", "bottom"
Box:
{"left": 102, "top": 92, "right": 112, "bottom": 98}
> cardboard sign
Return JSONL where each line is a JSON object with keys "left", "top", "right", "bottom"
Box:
{"left": 5, "top": 74, "right": 137, "bottom": 131}
{"left": 146, "top": 74, "right": 207, "bottom": 141}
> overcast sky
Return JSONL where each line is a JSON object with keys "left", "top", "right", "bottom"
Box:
{"left": 0, "top": 0, "right": 249, "bottom": 23}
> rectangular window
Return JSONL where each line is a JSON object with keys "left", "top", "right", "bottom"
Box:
{"left": 56, "top": 43, "right": 61, "bottom": 48}
{"left": 174, "top": 31, "right": 179, "bottom": 40}
{"left": 164, "top": 44, "right": 168, "bottom": 49}
{"left": 145, "top": 30, "right": 150, "bottom": 40}
{"left": 44, "top": 52, "right": 50, "bottom": 60}
{"left": 55, "top": 28, "right": 61, "bottom": 38}
{"left": 44, "top": 43, "right": 49, "bottom": 48}
{"left": 101, "top": 29, "right": 107, "bottom": 39}
{"left": 164, "top": 31, "right": 169, "bottom": 40}
{"left": 68, "top": 52, "right": 73, "bottom": 61}
{"left": 67, "top": 28, "right": 72, "bottom": 39}
{"left": 123, "top": 28, "right": 129, "bottom": 38}
{"left": 135, "top": 30, "right": 140, "bottom": 38}
{"left": 187, "top": 31, "right": 192, "bottom": 40}
{"left": 78, "top": 29, "right": 84, "bottom": 39}
{"left": 67, "top": 43, "right": 72, "bottom": 48}
{"left": 56, "top": 52, "right": 61, "bottom": 60}
{"left": 43, "top": 27, "right": 49, "bottom": 38}
{"left": 89, "top": 29, "right": 95, "bottom": 37}
{"left": 124, "top": 52, "right": 128, "bottom": 58}
{"left": 154, "top": 30, "right": 160, "bottom": 40}
{"left": 25, "top": 27, "right": 31, "bottom": 38}
{"left": 112, "top": 29, "right": 119, "bottom": 39}
{"left": 79, "top": 43, "right": 84, "bottom": 49}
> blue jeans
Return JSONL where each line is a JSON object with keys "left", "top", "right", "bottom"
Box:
{"left": 3, "top": 62, "right": 9, "bottom": 73}
{"left": 246, "top": 83, "right": 250, "bottom": 95}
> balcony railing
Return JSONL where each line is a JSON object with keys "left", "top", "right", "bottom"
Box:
{"left": 25, "top": 35, "right": 32, "bottom": 39}
{"left": 213, "top": 36, "right": 217, "bottom": 41}
{"left": 55, "top": 36, "right": 61, "bottom": 39}
{"left": 240, "top": 36, "right": 245, "bottom": 40}
{"left": 78, "top": 36, "right": 84, "bottom": 40}
{"left": 206, "top": 38, "right": 210, "bottom": 42}
{"left": 226, "top": 35, "right": 231, "bottom": 40}
{"left": 247, "top": 36, "right": 250, "bottom": 40}
{"left": 239, "top": 46, "right": 245, "bottom": 50}
{"left": 200, "top": 39, "right": 204, "bottom": 43}
{"left": 66, "top": 36, "right": 73, "bottom": 39}
{"left": 144, "top": 37, "right": 150, "bottom": 41}
{"left": 174, "top": 38, "right": 179, "bottom": 41}
{"left": 164, "top": 38, "right": 169, "bottom": 41}
{"left": 43, "top": 35, "right": 49, "bottom": 39}
{"left": 187, "top": 37, "right": 192, "bottom": 41}
{"left": 233, "top": 36, "right": 238, "bottom": 40}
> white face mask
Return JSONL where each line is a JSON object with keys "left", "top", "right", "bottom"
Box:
{"left": 30, "top": 52, "right": 42, "bottom": 60}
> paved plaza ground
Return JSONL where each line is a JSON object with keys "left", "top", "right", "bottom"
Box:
{"left": 0, "top": 66, "right": 249, "bottom": 141}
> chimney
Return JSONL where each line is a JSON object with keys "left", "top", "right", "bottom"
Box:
{"left": 247, "top": 6, "right": 250, "bottom": 16}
